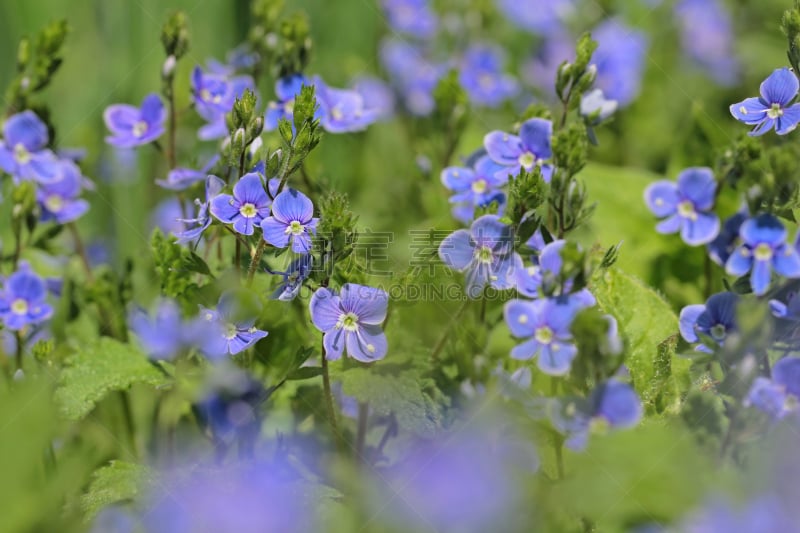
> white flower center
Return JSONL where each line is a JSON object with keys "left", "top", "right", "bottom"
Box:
{"left": 710, "top": 323, "right": 726, "bottom": 341}
{"left": 285, "top": 99, "right": 295, "bottom": 114}
{"left": 518, "top": 314, "right": 528, "bottom": 324}
{"left": 754, "top": 242, "right": 773, "bottom": 261}
{"left": 476, "top": 245, "right": 494, "bottom": 264}
{"left": 471, "top": 179, "right": 488, "bottom": 194}
{"left": 677, "top": 200, "right": 697, "bottom": 220}
{"left": 200, "top": 89, "right": 212, "bottom": 102}
{"left": 45, "top": 194, "right": 64, "bottom": 213}
{"left": 767, "top": 103, "right": 784, "bottom": 119}
{"left": 337, "top": 312, "right": 360, "bottom": 332}
{"left": 132, "top": 120, "right": 148, "bottom": 138}
{"left": 285, "top": 220, "right": 305, "bottom": 236}
{"left": 13, "top": 143, "right": 31, "bottom": 164}
{"left": 239, "top": 202, "right": 258, "bottom": 218}
{"left": 11, "top": 298, "right": 28, "bottom": 315}
{"left": 518, "top": 151, "right": 536, "bottom": 169}
{"left": 224, "top": 323, "right": 238, "bottom": 340}
{"left": 331, "top": 106, "right": 344, "bottom": 121}
{"left": 535, "top": 326, "right": 553, "bottom": 345}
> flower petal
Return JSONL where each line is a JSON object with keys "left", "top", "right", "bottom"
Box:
{"left": 346, "top": 324, "right": 387, "bottom": 362}
{"left": 759, "top": 68, "right": 799, "bottom": 107}
{"left": 537, "top": 342, "right": 577, "bottom": 376}
{"left": 519, "top": 118, "right": 553, "bottom": 158}
{"left": 210, "top": 194, "right": 240, "bottom": 223}
{"left": 470, "top": 214, "right": 513, "bottom": 253}
{"left": 729, "top": 97, "right": 768, "bottom": 125}
{"left": 593, "top": 381, "right": 642, "bottom": 428}
{"left": 750, "top": 259, "right": 772, "bottom": 296}
{"left": 655, "top": 214, "right": 682, "bottom": 234}
{"left": 228, "top": 329, "right": 268, "bottom": 355}
{"left": 774, "top": 247, "right": 800, "bottom": 278}
{"left": 776, "top": 103, "right": 800, "bottom": 135}
{"left": 4, "top": 110, "right": 48, "bottom": 150}
{"left": 323, "top": 329, "right": 346, "bottom": 361}
{"left": 440, "top": 166, "right": 475, "bottom": 191}
{"left": 772, "top": 356, "right": 800, "bottom": 397}
{"left": 233, "top": 173, "right": 269, "bottom": 207}
{"left": 271, "top": 188, "right": 314, "bottom": 223}
{"left": 504, "top": 299, "right": 538, "bottom": 338}
{"left": 725, "top": 246, "right": 752, "bottom": 276}
{"left": 681, "top": 212, "right": 720, "bottom": 246}
{"left": 140, "top": 93, "right": 165, "bottom": 125}
{"left": 483, "top": 130, "right": 522, "bottom": 166}
{"left": 310, "top": 288, "right": 342, "bottom": 331}
{"left": 260, "top": 217, "right": 291, "bottom": 248}
{"left": 644, "top": 180, "right": 679, "bottom": 218}
{"left": 438, "top": 229, "right": 474, "bottom": 271}
{"left": 510, "top": 338, "right": 540, "bottom": 360}
{"left": 749, "top": 117, "right": 775, "bottom": 136}
{"left": 679, "top": 304, "right": 705, "bottom": 343}
{"left": 340, "top": 284, "right": 388, "bottom": 324}
{"left": 677, "top": 167, "right": 716, "bottom": 211}
{"left": 740, "top": 214, "right": 786, "bottom": 247}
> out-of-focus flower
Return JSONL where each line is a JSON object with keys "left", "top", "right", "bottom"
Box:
{"left": 708, "top": 209, "right": 748, "bottom": 266}
{"left": 129, "top": 298, "right": 187, "bottom": 360}
{"left": 380, "top": 38, "right": 445, "bottom": 116}
{"left": 485, "top": 118, "right": 554, "bottom": 182}
{"left": 675, "top": 0, "right": 739, "bottom": 86}
{"left": 745, "top": 356, "right": 800, "bottom": 421}
{"left": 269, "top": 254, "right": 313, "bottom": 301}
{"left": 0, "top": 110, "right": 62, "bottom": 183}
{"left": 37, "top": 160, "right": 90, "bottom": 224}
{"left": 495, "top": 0, "right": 574, "bottom": 34}
{"left": 580, "top": 89, "right": 618, "bottom": 124}
{"left": 104, "top": 94, "right": 166, "bottom": 148}
{"left": 156, "top": 154, "right": 219, "bottom": 190}
{"left": 458, "top": 44, "right": 519, "bottom": 107}
{"left": 441, "top": 155, "right": 507, "bottom": 223}
{"left": 196, "top": 292, "right": 268, "bottom": 359}
{"left": 381, "top": 0, "right": 438, "bottom": 39}
{"left": 0, "top": 262, "right": 53, "bottom": 331}
{"left": 175, "top": 175, "right": 226, "bottom": 244}
{"left": 592, "top": 19, "right": 648, "bottom": 107}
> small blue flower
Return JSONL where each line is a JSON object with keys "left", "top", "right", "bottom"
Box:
{"left": 210, "top": 173, "right": 271, "bottom": 235}
{"left": 156, "top": 154, "right": 219, "bottom": 190}
{"left": 592, "top": 19, "right": 649, "bottom": 107}
{"left": 438, "top": 215, "right": 517, "bottom": 298}
{"left": 458, "top": 44, "right": 519, "bottom": 107}
{"left": 314, "top": 76, "right": 378, "bottom": 133}
{"left": 309, "top": 283, "right": 389, "bottom": 362}
{"left": 769, "top": 289, "right": 800, "bottom": 321}
{"left": 260, "top": 188, "right": 319, "bottom": 253}
{"left": 441, "top": 155, "right": 507, "bottom": 223}
{"left": 269, "top": 254, "right": 313, "bottom": 301}
{"left": 644, "top": 167, "right": 720, "bottom": 246}
{"left": 580, "top": 89, "right": 618, "bottom": 124}
{"left": 515, "top": 239, "right": 597, "bottom": 304}
{"left": 707, "top": 209, "right": 747, "bottom": 266}
{"left": 504, "top": 297, "right": 580, "bottom": 375}
{"left": 730, "top": 68, "right": 800, "bottom": 136}
{"left": 353, "top": 76, "right": 395, "bottom": 120}
{"left": 380, "top": 38, "right": 444, "bottom": 116}
{"left": 192, "top": 67, "right": 255, "bottom": 140}
{"left": 682, "top": 496, "right": 794, "bottom": 533}
{"left": 745, "top": 357, "right": 800, "bottom": 421}
{"left": 265, "top": 74, "right": 309, "bottom": 131}
{"left": 129, "top": 299, "right": 186, "bottom": 360}
{"left": 381, "top": 0, "right": 438, "bottom": 39}
{"left": 0, "top": 263, "right": 53, "bottom": 331}
{"left": 196, "top": 292, "right": 269, "bottom": 359}
{"left": 495, "top": 0, "right": 574, "bottom": 34}
{"left": 552, "top": 379, "right": 643, "bottom": 450}
{"left": 103, "top": 94, "right": 166, "bottom": 148}
{"left": 0, "top": 110, "right": 62, "bottom": 183}
{"left": 725, "top": 214, "right": 800, "bottom": 296}
{"left": 194, "top": 365, "right": 265, "bottom": 447}
{"left": 675, "top": 0, "right": 739, "bottom": 86}
{"left": 37, "top": 160, "right": 89, "bottom": 224}
{"left": 484, "top": 118, "right": 554, "bottom": 183}
{"left": 175, "top": 175, "right": 226, "bottom": 244}
{"left": 679, "top": 292, "right": 738, "bottom": 352}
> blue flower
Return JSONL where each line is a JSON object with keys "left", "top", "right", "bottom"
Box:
{"left": 458, "top": 44, "right": 519, "bottom": 107}
{"left": 0, "top": 263, "right": 53, "bottom": 331}
{"left": 194, "top": 365, "right": 265, "bottom": 448}
{"left": 269, "top": 254, "right": 313, "bottom": 301}
{"left": 192, "top": 67, "right": 255, "bottom": 140}
{"left": 309, "top": 283, "right": 389, "bottom": 362}
{"left": 260, "top": 188, "right": 318, "bottom": 253}
{"left": 380, "top": 38, "right": 444, "bottom": 116}
{"left": 580, "top": 89, "right": 618, "bottom": 124}
{"left": 707, "top": 209, "right": 747, "bottom": 266}
{"left": 438, "top": 215, "right": 517, "bottom": 298}
{"left": 484, "top": 118, "right": 554, "bottom": 182}
{"left": 441, "top": 155, "right": 507, "bottom": 223}
{"left": 679, "top": 292, "right": 738, "bottom": 352}
{"left": 682, "top": 496, "right": 794, "bottom": 533}
{"left": 745, "top": 357, "right": 800, "bottom": 421}
{"left": 353, "top": 76, "right": 396, "bottom": 120}
{"left": 675, "top": 0, "right": 739, "bottom": 86}
{"left": 0, "top": 110, "right": 62, "bottom": 183}
{"left": 381, "top": 0, "right": 438, "bottom": 39}
{"left": 592, "top": 19, "right": 648, "bottom": 107}
{"left": 156, "top": 154, "right": 219, "bottom": 190}
{"left": 495, "top": 0, "right": 574, "bottom": 34}
{"left": 196, "top": 292, "right": 269, "bottom": 359}
{"left": 522, "top": 31, "right": 574, "bottom": 98}
{"left": 504, "top": 297, "right": 580, "bottom": 375}
{"left": 725, "top": 214, "right": 800, "bottom": 296}
{"left": 644, "top": 167, "right": 720, "bottom": 246}
{"left": 175, "top": 175, "right": 226, "bottom": 244}
{"left": 730, "top": 68, "right": 800, "bottom": 136}
{"left": 314, "top": 76, "right": 378, "bottom": 133}
{"left": 129, "top": 299, "right": 186, "bottom": 360}
{"left": 103, "top": 94, "right": 166, "bottom": 148}
{"left": 265, "top": 74, "right": 309, "bottom": 131}
{"left": 210, "top": 173, "right": 271, "bottom": 235}
{"left": 769, "top": 289, "right": 800, "bottom": 321}
{"left": 552, "top": 379, "right": 643, "bottom": 450}
{"left": 515, "top": 239, "right": 597, "bottom": 304}
{"left": 37, "top": 160, "right": 89, "bottom": 224}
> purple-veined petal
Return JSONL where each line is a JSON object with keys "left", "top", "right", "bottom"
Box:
{"left": 656, "top": 214, "right": 682, "bottom": 234}
{"left": 290, "top": 232, "right": 313, "bottom": 254}
{"left": 206, "top": 175, "right": 226, "bottom": 199}
{"left": 749, "top": 117, "right": 775, "bottom": 136}
{"left": 0, "top": 145, "right": 14, "bottom": 173}
{"left": 740, "top": 214, "right": 786, "bottom": 247}
{"left": 504, "top": 299, "right": 538, "bottom": 338}
{"left": 729, "top": 97, "right": 768, "bottom": 125}
{"left": 537, "top": 342, "right": 577, "bottom": 376}
{"left": 679, "top": 304, "right": 705, "bottom": 343}
{"left": 323, "top": 329, "right": 346, "bottom": 361}
{"left": 725, "top": 246, "right": 752, "bottom": 276}
{"left": 519, "top": 118, "right": 553, "bottom": 158}
{"left": 140, "top": 93, "right": 166, "bottom": 125}
{"left": 746, "top": 377, "right": 788, "bottom": 420}
{"left": 510, "top": 338, "right": 540, "bottom": 360}
{"left": 228, "top": 329, "right": 268, "bottom": 355}
{"left": 340, "top": 284, "right": 388, "bottom": 324}
{"left": 232, "top": 173, "right": 269, "bottom": 207}
{"left": 276, "top": 74, "right": 306, "bottom": 101}
{"left": 440, "top": 166, "right": 475, "bottom": 191}
{"left": 545, "top": 300, "right": 579, "bottom": 336}
{"left": 271, "top": 188, "right": 314, "bottom": 223}
{"left": 232, "top": 215, "right": 256, "bottom": 235}
{"left": 770, "top": 299, "right": 789, "bottom": 318}
{"left": 310, "top": 288, "right": 342, "bottom": 331}
{"left": 644, "top": 180, "right": 679, "bottom": 217}
{"left": 465, "top": 261, "right": 491, "bottom": 298}
{"left": 439, "top": 229, "right": 474, "bottom": 271}
{"left": 28, "top": 152, "right": 64, "bottom": 184}
{"left": 261, "top": 217, "right": 291, "bottom": 248}
{"left": 750, "top": 259, "right": 772, "bottom": 296}
{"left": 514, "top": 258, "right": 541, "bottom": 298}
{"left": 490, "top": 252, "right": 517, "bottom": 290}
{"left": 776, "top": 103, "right": 800, "bottom": 135}
{"left": 4, "top": 110, "right": 49, "bottom": 150}
{"left": 774, "top": 247, "right": 800, "bottom": 278}
{"left": 677, "top": 167, "right": 716, "bottom": 211}
{"left": 346, "top": 324, "right": 387, "bottom": 362}
{"left": 538, "top": 240, "right": 564, "bottom": 276}
{"left": 103, "top": 104, "right": 139, "bottom": 132}
{"left": 470, "top": 214, "right": 512, "bottom": 252}
{"left": 210, "top": 194, "right": 239, "bottom": 223}
{"left": 681, "top": 212, "right": 720, "bottom": 246}
{"left": 759, "top": 68, "right": 799, "bottom": 107}
{"left": 474, "top": 155, "right": 508, "bottom": 187}
{"left": 483, "top": 131, "right": 522, "bottom": 166}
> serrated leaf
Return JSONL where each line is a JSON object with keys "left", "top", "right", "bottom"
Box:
{"left": 55, "top": 338, "right": 171, "bottom": 420}
{"left": 81, "top": 461, "right": 153, "bottom": 520}
{"left": 590, "top": 267, "right": 690, "bottom": 414}
{"left": 335, "top": 362, "right": 445, "bottom": 437}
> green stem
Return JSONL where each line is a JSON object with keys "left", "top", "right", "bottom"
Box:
{"left": 356, "top": 402, "right": 369, "bottom": 462}
{"left": 118, "top": 391, "right": 137, "bottom": 458}
{"left": 14, "top": 331, "right": 23, "bottom": 372}
{"left": 246, "top": 239, "right": 268, "bottom": 286}
{"left": 68, "top": 223, "right": 93, "bottom": 282}
{"left": 321, "top": 337, "right": 344, "bottom": 452}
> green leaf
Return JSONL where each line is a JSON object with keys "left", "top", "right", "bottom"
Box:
{"left": 55, "top": 338, "right": 171, "bottom": 420}
{"left": 590, "top": 267, "right": 690, "bottom": 414}
{"left": 335, "top": 359, "right": 446, "bottom": 437}
{"left": 81, "top": 461, "right": 153, "bottom": 520}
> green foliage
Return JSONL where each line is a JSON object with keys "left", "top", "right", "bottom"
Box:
{"left": 160, "top": 11, "right": 190, "bottom": 59}
{"left": 81, "top": 461, "right": 153, "bottom": 520}
{"left": 680, "top": 387, "right": 728, "bottom": 451}
{"left": 5, "top": 19, "right": 69, "bottom": 111}
{"left": 55, "top": 337, "right": 171, "bottom": 420}
{"left": 591, "top": 267, "right": 690, "bottom": 415}
{"left": 782, "top": 1, "right": 800, "bottom": 74}
{"left": 274, "top": 12, "right": 312, "bottom": 77}
{"left": 150, "top": 229, "right": 212, "bottom": 305}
